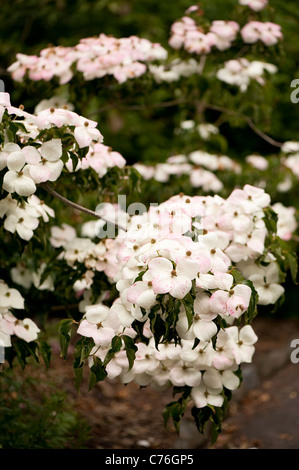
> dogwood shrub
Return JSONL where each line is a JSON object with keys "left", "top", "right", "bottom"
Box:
{"left": 1, "top": 0, "right": 299, "bottom": 442}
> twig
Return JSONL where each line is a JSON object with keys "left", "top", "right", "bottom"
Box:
{"left": 244, "top": 116, "right": 283, "bottom": 148}
{"left": 90, "top": 97, "right": 188, "bottom": 115}
{"left": 202, "top": 103, "right": 283, "bottom": 148}
{"left": 41, "top": 182, "right": 127, "bottom": 231}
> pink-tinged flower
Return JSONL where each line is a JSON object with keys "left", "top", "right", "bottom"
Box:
{"left": 209, "top": 284, "right": 251, "bottom": 319}
{"left": 209, "top": 21, "right": 239, "bottom": 51}
{"left": 77, "top": 305, "right": 116, "bottom": 347}
{"left": 185, "top": 31, "right": 216, "bottom": 54}
{"left": 241, "top": 21, "right": 283, "bottom": 46}
{"left": 127, "top": 280, "right": 157, "bottom": 310}
{"left": 223, "top": 325, "right": 258, "bottom": 364}
{"left": 147, "top": 257, "right": 200, "bottom": 299}
{"left": 185, "top": 5, "right": 199, "bottom": 14}
{"left": 14, "top": 318, "right": 40, "bottom": 342}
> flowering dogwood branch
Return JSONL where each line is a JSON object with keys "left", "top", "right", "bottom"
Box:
{"left": 41, "top": 183, "right": 127, "bottom": 231}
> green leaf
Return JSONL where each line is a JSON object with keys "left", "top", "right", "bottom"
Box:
{"left": 230, "top": 267, "right": 245, "bottom": 285}
{"left": 163, "top": 400, "right": 186, "bottom": 434}
{"left": 74, "top": 366, "right": 84, "bottom": 392}
{"left": 286, "top": 251, "right": 298, "bottom": 284}
{"left": 122, "top": 335, "right": 137, "bottom": 371}
{"left": 243, "top": 280, "right": 259, "bottom": 323}
{"left": 89, "top": 357, "right": 107, "bottom": 391}
{"left": 38, "top": 341, "right": 52, "bottom": 369}
{"left": 57, "top": 319, "right": 74, "bottom": 359}
{"left": 104, "top": 335, "right": 122, "bottom": 366}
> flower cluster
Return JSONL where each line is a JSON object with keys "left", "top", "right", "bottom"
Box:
{"left": 169, "top": 17, "right": 239, "bottom": 54}
{"left": 149, "top": 59, "right": 202, "bottom": 83}
{"left": 51, "top": 226, "right": 120, "bottom": 285}
{"left": 0, "top": 280, "right": 40, "bottom": 347}
{"left": 241, "top": 21, "right": 283, "bottom": 46}
{"left": 0, "top": 92, "right": 127, "bottom": 240}
{"left": 239, "top": 0, "right": 268, "bottom": 11}
{"left": 75, "top": 185, "right": 286, "bottom": 419}
{"left": 133, "top": 151, "right": 241, "bottom": 192}
{"left": 282, "top": 142, "right": 299, "bottom": 179}
{"left": 0, "top": 194, "right": 54, "bottom": 241}
{"left": 216, "top": 58, "right": 277, "bottom": 92}
{"left": 8, "top": 34, "right": 168, "bottom": 85}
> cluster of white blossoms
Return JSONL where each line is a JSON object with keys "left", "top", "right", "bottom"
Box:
{"left": 50, "top": 226, "right": 120, "bottom": 286}
{"left": 281, "top": 141, "right": 299, "bottom": 179}
{"left": 8, "top": 34, "right": 168, "bottom": 85}
{"left": 0, "top": 194, "right": 55, "bottom": 241}
{"left": 238, "top": 0, "right": 268, "bottom": 12}
{"left": 0, "top": 92, "right": 127, "bottom": 240}
{"left": 133, "top": 151, "right": 241, "bottom": 192}
{"left": 216, "top": 58, "right": 277, "bottom": 92}
{"left": 75, "top": 184, "right": 286, "bottom": 407}
{"left": 149, "top": 59, "right": 203, "bottom": 83}
{"left": 0, "top": 280, "right": 40, "bottom": 348}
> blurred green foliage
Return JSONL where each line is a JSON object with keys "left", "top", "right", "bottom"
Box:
{"left": 0, "top": 365, "right": 91, "bottom": 448}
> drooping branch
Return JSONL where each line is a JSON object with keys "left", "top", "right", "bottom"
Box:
{"left": 41, "top": 182, "right": 127, "bottom": 231}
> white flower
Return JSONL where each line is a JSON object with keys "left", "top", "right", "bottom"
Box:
{"left": 197, "top": 123, "right": 219, "bottom": 140}
{"left": 176, "top": 293, "right": 218, "bottom": 342}
{"left": 272, "top": 203, "right": 297, "bottom": 241}
{"left": 28, "top": 139, "right": 64, "bottom": 183}
{"left": 4, "top": 206, "right": 39, "bottom": 241}
{"left": 203, "top": 367, "right": 240, "bottom": 391}
{"left": 3, "top": 150, "right": 36, "bottom": 196}
{"left": 50, "top": 223, "right": 77, "bottom": 248}
{"left": 10, "top": 264, "right": 33, "bottom": 289}
{"left": 191, "top": 383, "right": 224, "bottom": 408}
{"left": 0, "top": 282, "right": 25, "bottom": 309}
{"left": 221, "top": 325, "right": 258, "bottom": 365}
{"left": 169, "top": 362, "right": 202, "bottom": 387}
{"left": 14, "top": 318, "right": 40, "bottom": 342}
{"left": 147, "top": 257, "right": 200, "bottom": 299}
{"left": 237, "top": 260, "right": 285, "bottom": 305}
{"left": 27, "top": 195, "right": 55, "bottom": 222}
{"left": 32, "top": 264, "right": 54, "bottom": 291}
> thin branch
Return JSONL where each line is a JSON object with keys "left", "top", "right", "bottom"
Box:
{"left": 41, "top": 182, "right": 127, "bottom": 231}
{"left": 89, "top": 97, "right": 188, "bottom": 116}
{"left": 244, "top": 116, "right": 283, "bottom": 148}
{"left": 202, "top": 102, "right": 283, "bottom": 148}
